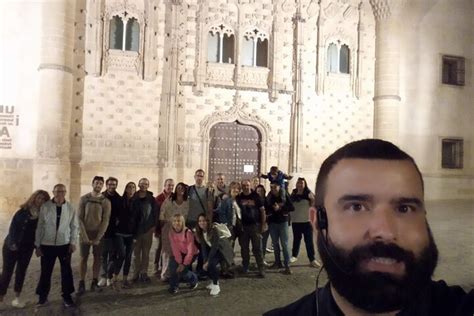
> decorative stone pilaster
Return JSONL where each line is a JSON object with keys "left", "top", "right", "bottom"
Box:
{"left": 369, "top": 0, "right": 406, "bottom": 142}
{"left": 289, "top": 3, "right": 305, "bottom": 173}
{"left": 34, "top": 0, "right": 76, "bottom": 192}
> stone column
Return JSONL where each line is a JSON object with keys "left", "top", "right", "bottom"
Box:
{"left": 289, "top": 4, "right": 305, "bottom": 173}
{"left": 369, "top": 0, "right": 405, "bottom": 142}
{"left": 33, "top": 0, "right": 76, "bottom": 193}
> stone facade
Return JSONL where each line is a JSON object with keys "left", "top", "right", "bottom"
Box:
{"left": 0, "top": 0, "right": 473, "bottom": 211}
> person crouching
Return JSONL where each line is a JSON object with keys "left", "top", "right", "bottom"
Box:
{"left": 195, "top": 214, "right": 234, "bottom": 296}
{"left": 168, "top": 214, "right": 198, "bottom": 294}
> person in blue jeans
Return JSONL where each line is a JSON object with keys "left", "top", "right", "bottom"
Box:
{"left": 265, "top": 181, "right": 294, "bottom": 275}
{"left": 168, "top": 214, "right": 199, "bottom": 294}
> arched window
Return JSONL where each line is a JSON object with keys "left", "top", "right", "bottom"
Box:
{"left": 327, "top": 42, "right": 350, "bottom": 74}
{"left": 339, "top": 44, "right": 350, "bottom": 74}
{"left": 327, "top": 43, "right": 338, "bottom": 73}
{"left": 109, "top": 16, "right": 123, "bottom": 50}
{"left": 207, "top": 25, "right": 235, "bottom": 64}
{"left": 125, "top": 18, "right": 140, "bottom": 52}
{"left": 242, "top": 29, "right": 269, "bottom": 67}
{"left": 108, "top": 13, "right": 140, "bottom": 52}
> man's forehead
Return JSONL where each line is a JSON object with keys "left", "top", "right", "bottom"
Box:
{"left": 325, "top": 158, "right": 424, "bottom": 199}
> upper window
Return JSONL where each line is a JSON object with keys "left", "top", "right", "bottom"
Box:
{"left": 242, "top": 29, "right": 268, "bottom": 67}
{"left": 327, "top": 42, "right": 350, "bottom": 74}
{"left": 442, "top": 138, "right": 463, "bottom": 169}
{"left": 109, "top": 14, "right": 139, "bottom": 52}
{"left": 207, "top": 25, "right": 235, "bottom": 64}
{"left": 442, "top": 55, "right": 465, "bottom": 86}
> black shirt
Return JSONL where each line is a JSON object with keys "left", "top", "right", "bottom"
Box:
{"left": 264, "top": 281, "right": 474, "bottom": 316}
{"left": 56, "top": 205, "right": 62, "bottom": 231}
{"left": 236, "top": 191, "right": 263, "bottom": 225}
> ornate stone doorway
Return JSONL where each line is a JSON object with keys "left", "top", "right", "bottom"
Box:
{"left": 208, "top": 121, "right": 261, "bottom": 182}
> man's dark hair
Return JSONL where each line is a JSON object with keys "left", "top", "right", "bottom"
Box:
{"left": 195, "top": 169, "right": 205, "bottom": 175}
{"left": 92, "top": 176, "right": 105, "bottom": 184}
{"left": 315, "top": 139, "right": 423, "bottom": 207}
{"left": 106, "top": 177, "right": 118, "bottom": 185}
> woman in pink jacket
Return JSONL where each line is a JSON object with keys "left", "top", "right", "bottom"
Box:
{"left": 168, "top": 214, "right": 198, "bottom": 294}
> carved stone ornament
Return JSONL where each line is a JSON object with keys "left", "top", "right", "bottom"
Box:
{"left": 243, "top": 28, "right": 268, "bottom": 41}
{"left": 324, "top": 2, "right": 342, "bottom": 18}
{"left": 281, "top": 0, "right": 294, "bottom": 13}
{"left": 209, "top": 24, "right": 235, "bottom": 36}
{"left": 199, "top": 91, "right": 272, "bottom": 142}
{"left": 369, "top": 0, "right": 406, "bottom": 21}
{"left": 104, "top": 1, "right": 145, "bottom": 22}
{"left": 307, "top": 0, "right": 320, "bottom": 18}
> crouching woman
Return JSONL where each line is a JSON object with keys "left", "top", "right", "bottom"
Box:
{"left": 168, "top": 214, "right": 199, "bottom": 294}
{"left": 195, "top": 214, "right": 234, "bottom": 296}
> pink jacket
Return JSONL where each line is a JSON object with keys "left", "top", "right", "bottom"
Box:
{"left": 169, "top": 228, "right": 198, "bottom": 265}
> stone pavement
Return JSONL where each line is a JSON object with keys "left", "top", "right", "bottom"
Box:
{"left": 0, "top": 200, "right": 472, "bottom": 315}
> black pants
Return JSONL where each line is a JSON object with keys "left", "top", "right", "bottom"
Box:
{"left": 101, "top": 238, "right": 116, "bottom": 279}
{"left": 291, "top": 222, "right": 315, "bottom": 261}
{"left": 238, "top": 224, "right": 263, "bottom": 270}
{"left": 36, "top": 244, "right": 74, "bottom": 299}
{"left": 0, "top": 244, "right": 34, "bottom": 295}
{"left": 114, "top": 235, "right": 134, "bottom": 276}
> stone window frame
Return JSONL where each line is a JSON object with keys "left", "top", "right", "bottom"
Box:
{"left": 326, "top": 40, "right": 351, "bottom": 74}
{"left": 109, "top": 14, "right": 140, "bottom": 52}
{"left": 102, "top": 7, "right": 145, "bottom": 75}
{"left": 441, "top": 138, "right": 464, "bottom": 169}
{"left": 241, "top": 28, "right": 269, "bottom": 68}
{"left": 441, "top": 55, "right": 465, "bottom": 86}
{"left": 207, "top": 24, "right": 236, "bottom": 64}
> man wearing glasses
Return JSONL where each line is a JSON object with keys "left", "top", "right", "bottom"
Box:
{"left": 35, "top": 184, "right": 78, "bottom": 308}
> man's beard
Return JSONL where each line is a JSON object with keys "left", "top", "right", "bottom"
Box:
{"left": 317, "top": 226, "right": 439, "bottom": 313}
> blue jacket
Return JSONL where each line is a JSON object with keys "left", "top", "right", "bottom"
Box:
{"left": 4, "top": 208, "right": 38, "bottom": 249}
{"left": 218, "top": 198, "right": 235, "bottom": 226}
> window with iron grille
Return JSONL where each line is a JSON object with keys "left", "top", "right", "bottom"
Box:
{"left": 441, "top": 138, "right": 463, "bottom": 169}
{"left": 442, "top": 55, "right": 465, "bottom": 86}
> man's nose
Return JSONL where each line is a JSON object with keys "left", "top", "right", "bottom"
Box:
{"left": 367, "top": 206, "right": 398, "bottom": 242}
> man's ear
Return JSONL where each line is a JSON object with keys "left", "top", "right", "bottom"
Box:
{"left": 309, "top": 206, "right": 318, "bottom": 231}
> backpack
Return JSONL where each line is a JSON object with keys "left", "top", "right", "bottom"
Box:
{"left": 214, "top": 223, "right": 232, "bottom": 239}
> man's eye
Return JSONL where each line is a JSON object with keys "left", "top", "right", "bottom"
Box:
{"left": 344, "top": 203, "right": 364, "bottom": 212}
{"left": 397, "top": 205, "right": 414, "bottom": 213}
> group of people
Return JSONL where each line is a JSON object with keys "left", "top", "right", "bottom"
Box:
{"left": 1, "top": 138, "right": 472, "bottom": 315}
{"left": 0, "top": 165, "right": 320, "bottom": 309}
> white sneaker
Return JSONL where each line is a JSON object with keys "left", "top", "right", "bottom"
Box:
{"left": 106, "top": 278, "right": 113, "bottom": 287}
{"left": 310, "top": 259, "right": 322, "bottom": 268}
{"left": 11, "top": 298, "right": 26, "bottom": 308}
{"left": 290, "top": 257, "right": 298, "bottom": 263}
{"left": 97, "top": 277, "right": 107, "bottom": 287}
{"left": 206, "top": 281, "right": 214, "bottom": 290}
{"left": 209, "top": 284, "right": 220, "bottom": 296}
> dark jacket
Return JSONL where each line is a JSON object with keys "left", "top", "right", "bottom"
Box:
{"left": 4, "top": 208, "right": 38, "bottom": 249}
{"left": 116, "top": 197, "right": 136, "bottom": 236}
{"left": 264, "top": 281, "right": 474, "bottom": 316}
{"left": 199, "top": 225, "right": 234, "bottom": 266}
{"left": 265, "top": 192, "right": 294, "bottom": 224}
{"left": 102, "top": 191, "right": 123, "bottom": 238}
{"left": 132, "top": 191, "right": 157, "bottom": 237}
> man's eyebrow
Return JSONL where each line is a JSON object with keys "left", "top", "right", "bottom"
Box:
{"left": 390, "top": 197, "right": 424, "bottom": 207}
{"left": 337, "top": 194, "right": 373, "bottom": 204}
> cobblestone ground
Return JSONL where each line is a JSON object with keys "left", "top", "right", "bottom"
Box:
{"left": 0, "top": 200, "right": 471, "bottom": 315}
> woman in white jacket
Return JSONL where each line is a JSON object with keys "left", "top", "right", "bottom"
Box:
{"left": 35, "top": 184, "right": 79, "bottom": 308}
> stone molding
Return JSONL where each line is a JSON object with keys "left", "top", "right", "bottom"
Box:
{"left": 199, "top": 91, "right": 272, "bottom": 143}
{"left": 38, "top": 63, "right": 73, "bottom": 74}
